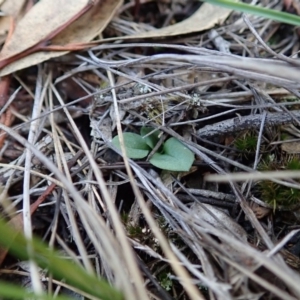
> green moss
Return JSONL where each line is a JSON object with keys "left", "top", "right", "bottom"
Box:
{"left": 234, "top": 132, "right": 258, "bottom": 156}
{"left": 127, "top": 224, "right": 143, "bottom": 237}
{"left": 286, "top": 158, "right": 300, "bottom": 170}
{"left": 258, "top": 156, "right": 300, "bottom": 208}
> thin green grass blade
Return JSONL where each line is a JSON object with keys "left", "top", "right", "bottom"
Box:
{"left": 0, "top": 281, "right": 73, "bottom": 300}
{"left": 0, "top": 218, "right": 123, "bottom": 300}
{"left": 200, "top": 0, "right": 300, "bottom": 26}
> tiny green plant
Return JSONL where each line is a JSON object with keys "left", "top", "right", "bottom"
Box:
{"left": 112, "top": 127, "right": 194, "bottom": 172}
{"left": 158, "top": 272, "right": 173, "bottom": 291}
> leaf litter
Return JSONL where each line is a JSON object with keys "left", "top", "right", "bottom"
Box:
{"left": 1, "top": 0, "right": 300, "bottom": 299}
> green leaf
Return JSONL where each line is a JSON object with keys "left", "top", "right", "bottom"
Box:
{"left": 112, "top": 132, "right": 150, "bottom": 159}
{"left": 149, "top": 138, "right": 194, "bottom": 171}
{"left": 140, "top": 127, "right": 160, "bottom": 149}
{"left": 200, "top": 0, "right": 300, "bottom": 26}
{"left": 0, "top": 218, "right": 123, "bottom": 300}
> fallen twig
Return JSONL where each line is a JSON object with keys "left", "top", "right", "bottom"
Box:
{"left": 196, "top": 110, "right": 300, "bottom": 139}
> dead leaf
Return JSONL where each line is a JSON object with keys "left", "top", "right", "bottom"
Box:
{"left": 50, "top": 0, "right": 122, "bottom": 46}
{"left": 0, "top": 0, "right": 27, "bottom": 34}
{"left": 191, "top": 202, "right": 247, "bottom": 242}
{"left": 0, "top": 0, "right": 123, "bottom": 76}
{"left": 283, "top": 0, "right": 293, "bottom": 10}
{"left": 225, "top": 135, "right": 235, "bottom": 146}
{"left": 0, "top": 0, "right": 27, "bottom": 44}
{"left": 0, "top": 0, "right": 89, "bottom": 58}
{"left": 0, "top": 1, "right": 26, "bottom": 17}
{"left": 281, "top": 141, "right": 300, "bottom": 153}
{"left": 249, "top": 202, "right": 271, "bottom": 219}
{"left": 106, "top": 3, "right": 231, "bottom": 40}
{"left": 110, "top": 104, "right": 126, "bottom": 130}
{"left": 80, "top": 72, "right": 103, "bottom": 85}
{"left": 90, "top": 117, "right": 112, "bottom": 141}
